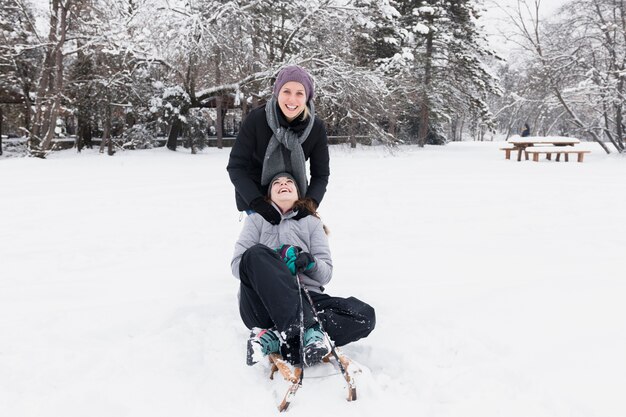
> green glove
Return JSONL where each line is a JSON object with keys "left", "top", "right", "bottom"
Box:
{"left": 287, "top": 252, "right": 316, "bottom": 275}
{"left": 275, "top": 244, "right": 300, "bottom": 261}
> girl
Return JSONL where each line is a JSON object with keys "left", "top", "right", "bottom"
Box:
{"left": 231, "top": 172, "right": 375, "bottom": 366}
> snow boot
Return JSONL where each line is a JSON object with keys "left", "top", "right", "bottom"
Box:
{"left": 303, "top": 324, "right": 331, "bottom": 367}
{"left": 247, "top": 328, "right": 281, "bottom": 366}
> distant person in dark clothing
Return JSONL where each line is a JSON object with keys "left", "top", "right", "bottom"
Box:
{"left": 521, "top": 123, "right": 531, "bottom": 137}
{"left": 226, "top": 65, "right": 330, "bottom": 225}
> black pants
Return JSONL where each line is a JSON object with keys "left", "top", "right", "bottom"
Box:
{"left": 239, "top": 244, "right": 376, "bottom": 351}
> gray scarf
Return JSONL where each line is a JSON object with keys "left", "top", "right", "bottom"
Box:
{"left": 261, "top": 95, "right": 315, "bottom": 197}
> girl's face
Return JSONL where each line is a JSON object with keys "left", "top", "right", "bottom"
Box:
{"left": 277, "top": 81, "right": 307, "bottom": 121}
{"left": 270, "top": 176, "right": 298, "bottom": 207}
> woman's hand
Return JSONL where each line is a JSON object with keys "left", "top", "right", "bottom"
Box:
{"left": 292, "top": 197, "right": 318, "bottom": 221}
{"left": 292, "top": 252, "right": 316, "bottom": 273}
{"left": 292, "top": 206, "right": 312, "bottom": 221}
{"left": 250, "top": 197, "right": 281, "bottom": 225}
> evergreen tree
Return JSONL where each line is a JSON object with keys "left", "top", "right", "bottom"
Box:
{"left": 0, "top": 0, "right": 41, "bottom": 134}
{"left": 352, "top": 0, "right": 402, "bottom": 66}
{"left": 376, "top": 0, "right": 502, "bottom": 144}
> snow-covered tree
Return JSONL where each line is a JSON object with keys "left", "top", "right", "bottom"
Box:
{"left": 501, "top": 0, "right": 625, "bottom": 153}
{"left": 127, "top": 0, "right": 402, "bottom": 149}
{"left": 3, "top": 0, "right": 510, "bottom": 155}
{"left": 375, "top": 0, "right": 502, "bottom": 145}
{"left": 558, "top": 0, "right": 626, "bottom": 152}
{"left": 0, "top": 0, "right": 41, "bottom": 135}
{"left": 28, "top": 0, "right": 79, "bottom": 155}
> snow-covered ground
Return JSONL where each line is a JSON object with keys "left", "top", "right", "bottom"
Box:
{"left": 1, "top": 141, "right": 625, "bottom": 417}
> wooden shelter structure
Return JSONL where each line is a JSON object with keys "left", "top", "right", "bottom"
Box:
{"left": 199, "top": 93, "right": 257, "bottom": 148}
{"left": 0, "top": 89, "right": 27, "bottom": 155}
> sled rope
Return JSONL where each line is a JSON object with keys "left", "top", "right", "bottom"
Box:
{"left": 266, "top": 273, "right": 359, "bottom": 411}
{"left": 297, "top": 273, "right": 349, "bottom": 380}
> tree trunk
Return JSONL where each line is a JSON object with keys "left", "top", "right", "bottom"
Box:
{"left": 388, "top": 115, "right": 397, "bottom": 137}
{"left": 30, "top": 0, "right": 59, "bottom": 146}
{"left": 615, "top": 81, "right": 625, "bottom": 152}
{"left": 99, "top": 103, "right": 114, "bottom": 155}
{"left": 241, "top": 92, "right": 249, "bottom": 118}
{"left": 418, "top": 104, "right": 429, "bottom": 147}
{"left": 216, "top": 96, "right": 224, "bottom": 149}
{"left": 40, "top": 2, "right": 68, "bottom": 151}
{"left": 40, "top": 0, "right": 71, "bottom": 150}
{"left": 77, "top": 117, "right": 92, "bottom": 152}
{"left": 189, "top": 125, "right": 197, "bottom": 154}
{"left": 166, "top": 116, "right": 182, "bottom": 150}
{"left": 450, "top": 118, "right": 457, "bottom": 141}
{"left": 417, "top": 15, "right": 434, "bottom": 147}
{"left": 31, "top": 0, "right": 70, "bottom": 155}
{"left": 215, "top": 48, "right": 223, "bottom": 149}
{"left": 0, "top": 107, "right": 3, "bottom": 156}
{"left": 22, "top": 86, "right": 32, "bottom": 132}
{"left": 107, "top": 124, "right": 114, "bottom": 155}
{"left": 459, "top": 117, "right": 465, "bottom": 141}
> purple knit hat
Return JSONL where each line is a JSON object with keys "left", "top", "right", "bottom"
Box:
{"left": 273, "top": 65, "right": 315, "bottom": 101}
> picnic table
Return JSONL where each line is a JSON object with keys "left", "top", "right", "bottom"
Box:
{"left": 501, "top": 136, "right": 582, "bottom": 162}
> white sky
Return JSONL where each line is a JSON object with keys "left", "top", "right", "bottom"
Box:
{"left": 480, "top": 0, "right": 569, "bottom": 56}
{"left": 482, "top": 0, "right": 567, "bottom": 24}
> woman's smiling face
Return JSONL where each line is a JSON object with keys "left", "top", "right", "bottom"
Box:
{"left": 277, "top": 81, "right": 307, "bottom": 121}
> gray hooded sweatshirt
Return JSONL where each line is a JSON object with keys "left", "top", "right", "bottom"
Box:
{"left": 231, "top": 204, "right": 332, "bottom": 293}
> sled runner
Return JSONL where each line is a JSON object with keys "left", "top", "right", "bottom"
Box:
{"left": 268, "top": 349, "right": 358, "bottom": 412}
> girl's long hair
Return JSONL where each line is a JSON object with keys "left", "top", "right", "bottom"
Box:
{"left": 265, "top": 194, "right": 329, "bottom": 235}
{"left": 288, "top": 198, "right": 330, "bottom": 235}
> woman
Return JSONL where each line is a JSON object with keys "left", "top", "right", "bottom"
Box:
{"left": 227, "top": 65, "right": 330, "bottom": 225}
{"left": 231, "top": 172, "right": 375, "bottom": 367}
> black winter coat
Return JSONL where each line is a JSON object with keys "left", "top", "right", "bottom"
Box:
{"left": 227, "top": 103, "right": 330, "bottom": 211}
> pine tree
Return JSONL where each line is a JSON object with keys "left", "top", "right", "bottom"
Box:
{"left": 352, "top": 0, "right": 402, "bottom": 66}
{"left": 375, "top": 0, "right": 502, "bottom": 144}
{"left": 0, "top": 0, "right": 41, "bottom": 136}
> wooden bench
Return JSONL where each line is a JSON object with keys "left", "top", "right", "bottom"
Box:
{"left": 524, "top": 146, "right": 591, "bottom": 162}
{"left": 500, "top": 146, "right": 525, "bottom": 160}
